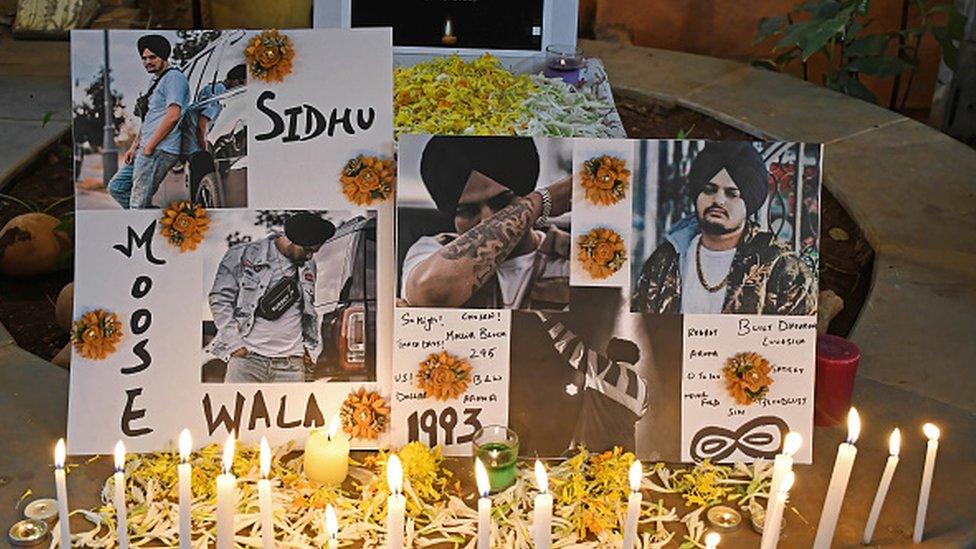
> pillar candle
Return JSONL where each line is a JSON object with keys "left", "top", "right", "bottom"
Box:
{"left": 325, "top": 503, "right": 339, "bottom": 549}
{"left": 216, "top": 435, "right": 236, "bottom": 549}
{"left": 304, "top": 415, "right": 351, "bottom": 485}
{"left": 764, "top": 432, "right": 802, "bottom": 532}
{"left": 475, "top": 458, "right": 491, "bottom": 549}
{"left": 704, "top": 532, "right": 721, "bottom": 549}
{"left": 53, "top": 439, "right": 71, "bottom": 549}
{"left": 913, "top": 423, "right": 940, "bottom": 544}
{"left": 178, "top": 430, "right": 192, "bottom": 549}
{"left": 386, "top": 454, "right": 406, "bottom": 549}
{"left": 862, "top": 428, "right": 901, "bottom": 544}
{"left": 532, "top": 460, "right": 552, "bottom": 549}
{"left": 813, "top": 407, "right": 860, "bottom": 549}
{"left": 761, "top": 472, "right": 794, "bottom": 549}
{"left": 621, "top": 460, "right": 642, "bottom": 549}
{"left": 113, "top": 441, "right": 129, "bottom": 549}
{"left": 258, "top": 437, "right": 274, "bottom": 548}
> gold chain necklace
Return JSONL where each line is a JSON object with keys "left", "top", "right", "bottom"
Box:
{"left": 695, "top": 237, "right": 730, "bottom": 293}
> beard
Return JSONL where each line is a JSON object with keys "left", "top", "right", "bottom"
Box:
{"left": 699, "top": 216, "right": 743, "bottom": 236}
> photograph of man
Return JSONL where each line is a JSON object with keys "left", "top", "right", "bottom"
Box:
{"left": 186, "top": 64, "right": 246, "bottom": 153}
{"left": 208, "top": 212, "right": 336, "bottom": 383}
{"left": 400, "top": 136, "right": 572, "bottom": 311}
{"left": 632, "top": 142, "right": 816, "bottom": 315}
{"left": 107, "top": 34, "right": 190, "bottom": 209}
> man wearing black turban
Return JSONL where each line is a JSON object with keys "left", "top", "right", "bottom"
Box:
{"left": 632, "top": 142, "right": 816, "bottom": 315}
{"left": 107, "top": 33, "right": 190, "bottom": 209}
{"left": 208, "top": 212, "right": 336, "bottom": 383}
{"left": 400, "top": 136, "right": 573, "bottom": 310}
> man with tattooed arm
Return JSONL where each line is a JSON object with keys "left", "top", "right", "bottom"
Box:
{"left": 400, "top": 136, "right": 572, "bottom": 311}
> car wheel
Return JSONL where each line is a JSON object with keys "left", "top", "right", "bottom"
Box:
{"left": 197, "top": 173, "right": 222, "bottom": 208}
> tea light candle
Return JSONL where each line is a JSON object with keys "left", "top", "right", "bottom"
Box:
{"left": 216, "top": 435, "right": 236, "bottom": 549}
{"left": 441, "top": 17, "right": 458, "bottom": 45}
{"left": 862, "top": 428, "right": 900, "bottom": 544}
{"left": 704, "top": 532, "right": 721, "bottom": 549}
{"left": 621, "top": 460, "right": 642, "bottom": 549}
{"left": 325, "top": 504, "right": 339, "bottom": 549}
{"left": 764, "top": 431, "right": 801, "bottom": 532}
{"left": 53, "top": 439, "right": 71, "bottom": 549}
{"left": 473, "top": 426, "right": 519, "bottom": 492}
{"left": 913, "top": 423, "right": 940, "bottom": 543}
{"left": 304, "top": 415, "right": 350, "bottom": 485}
{"left": 813, "top": 407, "right": 860, "bottom": 549}
{"left": 177, "top": 430, "right": 192, "bottom": 549}
{"left": 386, "top": 454, "right": 406, "bottom": 549}
{"left": 760, "top": 472, "right": 794, "bottom": 549}
{"left": 532, "top": 460, "right": 552, "bottom": 549}
{"left": 475, "top": 458, "right": 491, "bottom": 549}
{"left": 113, "top": 441, "right": 129, "bottom": 549}
{"left": 705, "top": 505, "right": 741, "bottom": 533}
{"left": 258, "top": 437, "right": 274, "bottom": 548}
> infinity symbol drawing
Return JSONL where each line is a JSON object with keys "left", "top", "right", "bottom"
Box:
{"left": 690, "top": 416, "right": 789, "bottom": 462}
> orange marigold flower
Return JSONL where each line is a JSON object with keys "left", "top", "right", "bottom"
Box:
{"left": 160, "top": 201, "right": 209, "bottom": 252}
{"left": 577, "top": 227, "right": 627, "bottom": 279}
{"left": 71, "top": 309, "right": 123, "bottom": 360}
{"left": 723, "top": 352, "right": 774, "bottom": 405}
{"left": 340, "top": 388, "right": 391, "bottom": 440}
{"left": 579, "top": 155, "right": 630, "bottom": 206}
{"left": 417, "top": 351, "right": 472, "bottom": 401}
{"left": 340, "top": 154, "right": 395, "bottom": 206}
{"left": 245, "top": 29, "right": 295, "bottom": 83}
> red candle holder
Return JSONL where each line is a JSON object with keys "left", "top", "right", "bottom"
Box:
{"left": 815, "top": 334, "right": 860, "bottom": 427}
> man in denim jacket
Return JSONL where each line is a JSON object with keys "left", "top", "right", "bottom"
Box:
{"left": 208, "top": 213, "right": 335, "bottom": 383}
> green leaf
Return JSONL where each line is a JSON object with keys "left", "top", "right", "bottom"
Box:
{"left": 831, "top": 72, "right": 878, "bottom": 103}
{"left": 795, "top": 0, "right": 834, "bottom": 14}
{"left": 844, "top": 55, "right": 914, "bottom": 76}
{"left": 931, "top": 25, "right": 961, "bottom": 71}
{"left": 41, "top": 111, "right": 53, "bottom": 127}
{"left": 755, "top": 15, "right": 788, "bottom": 44}
{"left": 846, "top": 34, "right": 891, "bottom": 57}
{"left": 798, "top": 12, "right": 852, "bottom": 60}
{"left": 812, "top": 1, "right": 841, "bottom": 20}
{"left": 775, "top": 20, "right": 815, "bottom": 50}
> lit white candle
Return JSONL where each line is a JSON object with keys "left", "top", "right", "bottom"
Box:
{"left": 304, "top": 415, "right": 351, "bottom": 485}
{"left": 386, "top": 454, "right": 406, "bottom": 549}
{"left": 258, "top": 437, "right": 274, "bottom": 548}
{"left": 53, "top": 439, "right": 71, "bottom": 549}
{"left": 532, "top": 460, "right": 552, "bottom": 549}
{"left": 475, "top": 458, "right": 491, "bottom": 549}
{"left": 813, "top": 407, "right": 860, "bottom": 549}
{"left": 913, "top": 423, "right": 940, "bottom": 543}
{"left": 216, "top": 435, "right": 237, "bottom": 549}
{"left": 621, "top": 460, "right": 642, "bottom": 549}
{"left": 113, "top": 441, "right": 129, "bottom": 549}
{"left": 704, "top": 531, "right": 721, "bottom": 549}
{"left": 764, "top": 432, "right": 802, "bottom": 531}
{"left": 862, "top": 428, "right": 901, "bottom": 544}
{"left": 325, "top": 503, "right": 339, "bottom": 549}
{"left": 178, "top": 429, "right": 192, "bottom": 549}
{"left": 761, "top": 472, "right": 794, "bottom": 549}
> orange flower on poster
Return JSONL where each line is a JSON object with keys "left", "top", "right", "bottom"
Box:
{"left": 160, "top": 201, "right": 209, "bottom": 252}
{"left": 340, "top": 387, "right": 391, "bottom": 440}
{"left": 417, "top": 351, "right": 472, "bottom": 401}
{"left": 577, "top": 227, "right": 627, "bottom": 279}
{"left": 245, "top": 29, "right": 295, "bottom": 83}
{"left": 579, "top": 155, "right": 630, "bottom": 206}
{"left": 340, "top": 154, "right": 395, "bottom": 206}
{"left": 723, "top": 352, "right": 774, "bottom": 405}
{"left": 71, "top": 309, "right": 123, "bottom": 360}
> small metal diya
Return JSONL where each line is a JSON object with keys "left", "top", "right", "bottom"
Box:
{"left": 750, "top": 506, "right": 785, "bottom": 534}
{"left": 705, "top": 504, "right": 742, "bottom": 533}
{"left": 7, "top": 519, "right": 49, "bottom": 546}
{"left": 23, "top": 499, "right": 58, "bottom": 522}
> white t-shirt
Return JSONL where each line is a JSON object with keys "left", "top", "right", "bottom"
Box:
{"left": 243, "top": 245, "right": 305, "bottom": 357}
{"left": 681, "top": 234, "right": 735, "bottom": 314}
{"left": 401, "top": 232, "right": 542, "bottom": 308}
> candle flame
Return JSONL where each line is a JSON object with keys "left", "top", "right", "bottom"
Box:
{"left": 325, "top": 504, "right": 338, "bottom": 540}
{"left": 54, "top": 438, "right": 66, "bottom": 469}
{"left": 260, "top": 437, "right": 271, "bottom": 479}
{"left": 783, "top": 432, "right": 802, "bottom": 456}
{"left": 475, "top": 458, "right": 490, "bottom": 497}
{"left": 847, "top": 407, "right": 861, "bottom": 444}
{"left": 704, "top": 532, "right": 721, "bottom": 548}
{"left": 922, "top": 423, "right": 940, "bottom": 441}
{"left": 114, "top": 440, "right": 126, "bottom": 471}
{"left": 889, "top": 428, "right": 901, "bottom": 456}
{"left": 221, "top": 434, "right": 235, "bottom": 475}
{"left": 327, "top": 414, "right": 341, "bottom": 440}
{"left": 387, "top": 454, "right": 403, "bottom": 495}
{"left": 534, "top": 460, "right": 548, "bottom": 494}
{"left": 780, "top": 471, "right": 795, "bottom": 494}
{"left": 444, "top": 18, "right": 453, "bottom": 36}
{"left": 179, "top": 429, "right": 192, "bottom": 462}
{"left": 628, "top": 460, "right": 642, "bottom": 493}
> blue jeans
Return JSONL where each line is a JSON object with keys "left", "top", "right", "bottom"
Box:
{"left": 107, "top": 149, "right": 179, "bottom": 209}
{"left": 225, "top": 353, "right": 305, "bottom": 383}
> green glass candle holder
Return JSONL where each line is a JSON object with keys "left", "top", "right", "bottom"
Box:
{"left": 472, "top": 425, "right": 519, "bottom": 493}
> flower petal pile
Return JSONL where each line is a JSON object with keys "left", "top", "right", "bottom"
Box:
{"left": 71, "top": 309, "right": 123, "bottom": 360}
{"left": 577, "top": 227, "right": 628, "bottom": 279}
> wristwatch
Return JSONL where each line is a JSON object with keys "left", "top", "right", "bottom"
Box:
{"left": 534, "top": 187, "right": 552, "bottom": 229}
